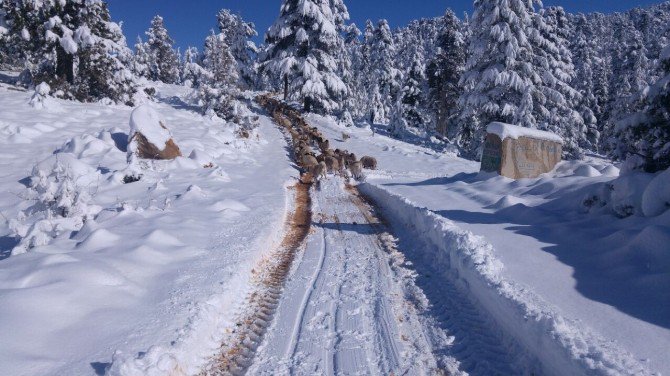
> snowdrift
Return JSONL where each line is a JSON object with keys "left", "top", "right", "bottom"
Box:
{"left": 359, "top": 183, "right": 651, "bottom": 376}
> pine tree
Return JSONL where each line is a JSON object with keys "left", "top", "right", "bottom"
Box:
{"left": 329, "top": 0, "right": 356, "bottom": 125}
{"left": 216, "top": 9, "right": 257, "bottom": 88}
{"left": 145, "top": 15, "right": 180, "bottom": 84}
{"left": 390, "top": 52, "right": 428, "bottom": 137}
{"left": 357, "top": 20, "right": 376, "bottom": 121}
{"left": 132, "top": 36, "right": 151, "bottom": 78}
{"left": 604, "top": 22, "right": 650, "bottom": 151}
{"left": 616, "top": 45, "right": 670, "bottom": 172}
{"left": 199, "top": 30, "right": 239, "bottom": 119}
{"left": 1, "top": 0, "right": 136, "bottom": 104}
{"left": 571, "top": 13, "right": 602, "bottom": 150}
{"left": 369, "top": 19, "right": 402, "bottom": 124}
{"left": 458, "top": 0, "right": 541, "bottom": 157}
{"left": 341, "top": 22, "right": 362, "bottom": 122}
{"left": 0, "top": 7, "right": 11, "bottom": 67}
{"left": 426, "top": 10, "right": 465, "bottom": 137}
{"left": 531, "top": 6, "right": 586, "bottom": 158}
{"left": 261, "top": 0, "right": 347, "bottom": 114}
{"left": 182, "top": 46, "right": 206, "bottom": 88}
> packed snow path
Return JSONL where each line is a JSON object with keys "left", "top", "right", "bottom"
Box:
{"left": 246, "top": 178, "right": 541, "bottom": 375}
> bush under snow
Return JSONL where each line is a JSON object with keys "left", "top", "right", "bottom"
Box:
{"left": 9, "top": 153, "right": 102, "bottom": 255}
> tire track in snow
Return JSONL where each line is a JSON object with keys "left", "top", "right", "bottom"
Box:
{"left": 201, "top": 181, "right": 312, "bottom": 375}
{"left": 248, "top": 178, "right": 445, "bottom": 375}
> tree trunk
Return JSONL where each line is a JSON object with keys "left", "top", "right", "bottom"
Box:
{"left": 304, "top": 97, "right": 311, "bottom": 113}
{"left": 283, "top": 75, "right": 288, "bottom": 101}
{"left": 56, "top": 45, "right": 74, "bottom": 84}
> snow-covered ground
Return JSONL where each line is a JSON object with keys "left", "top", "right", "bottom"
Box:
{"left": 310, "top": 115, "right": 670, "bottom": 375}
{"left": 1, "top": 73, "right": 668, "bottom": 376}
{"left": 0, "top": 79, "right": 297, "bottom": 375}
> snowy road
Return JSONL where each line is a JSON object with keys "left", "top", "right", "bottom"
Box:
{"left": 243, "top": 178, "right": 536, "bottom": 375}
{"left": 247, "top": 178, "right": 440, "bottom": 375}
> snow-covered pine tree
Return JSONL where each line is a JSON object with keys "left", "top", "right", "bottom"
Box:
{"left": 71, "top": 1, "right": 136, "bottom": 104}
{"left": 0, "top": 6, "right": 11, "bottom": 68}
{"left": 357, "top": 20, "right": 376, "bottom": 121}
{"left": 330, "top": 0, "right": 356, "bottom": 126}
{"left": 144, "top": 15, "right": 180, "bottom": 84}
{"left": 571, "top": 13, "right": 602, "bottom": 150}
{"left": 369, "top": 19, "right": 402, "bottom": 124}
{"left": 458, "top": 0, "right": 541, "bottom": 157}
{"left": 199, "top": 30, "right": 239, "bottom": 119}
{"left": 389, "top": 52, "right": 428, "bottom": 137}
{"left": 1, "top": 0, "right": 136, "bottom": 104}
{"left": 202, "top": 30, "right": 238, "bottom": 88}
{"left": 216, "top": 9, "right": 257, "bottom": 89}
{"left": 260, "top": 0, "right": 347, "bottom": 114}
{"left": 0, "top": 0, "right": 46, "bottom": 71}
{"left": 426, "top": 9, "right": 465, "bottom": 137}
{"left": 342, "top": 22, "right": 362, "bottom": 122}
{"left": 531, "top": 6, "right": 586, "bottom": 158}
{"left": 603, "top": 20, "right": 650, "bottom": 151}
{"left": 615, "top": 44, "right": 670, "bottom": 172}
{"left": 132, "top": 36, "right": 151, "bottom": 78}
{"left": 182, "top": 46, "right": 206, "bottom": 88}
{"left": 388, "top": 96, "right": 407, "bottom": 138}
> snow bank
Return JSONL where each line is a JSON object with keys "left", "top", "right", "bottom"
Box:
{"left": 487, "top": 122, "right": 564, "bottom": 143}
{"left": 359, "top": 183, "right": 651, "bottom": 376}
{"left": 128, "top": 104, "right": 171, "bottom": 149}
{"left": 641, "top": 168, "right": 670, "bottom": 217}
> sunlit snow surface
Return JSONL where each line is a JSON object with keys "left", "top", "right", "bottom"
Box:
{"left": 0, "top": 77, "right": 296, "bottom": 375}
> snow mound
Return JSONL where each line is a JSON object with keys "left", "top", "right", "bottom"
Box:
{"left": 211, "top": 199, "right": 250, "bottom": 212}
{"left": 573, "top": 164, "right": 602, "bottom": 177}
{"left": 610, "top": 172, "right": 655, "bottom": 218}
{"left": 487, "top": 122, "right": 563, "bottom": 143}
{"left": 599, "top": 165, "right": 620, "bottom": 177}
{"left": 487, "top": 195, "right": 526, "bottom": 210}
{"left": 128, "top": 105, "right": 171, "bottom": 150}
{"left": 641, "top": 169, "right": 670, "bottom": 217}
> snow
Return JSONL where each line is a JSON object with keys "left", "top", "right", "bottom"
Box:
{"left": 128, "top": 104, "right": 171, "bottom": 149}
{"left": 309, "top": 115, "right": 670, "bottom": 375}
{"left": 35, "top": 81, "right": 50, "bottom": 96}
{"left": 641, "top": 168, "right": 670, "bottom": 217}
{"left": 249, "top": 178, "right": 452, "bottom": 375}
{"left": 0, "top": 80, "right": 297, "bottom": 375}
{"left": 487, "top": 121, "right": 564, "bottom": 143}
{"left": 60, "top": 33, "right": 78, "bottom": 54}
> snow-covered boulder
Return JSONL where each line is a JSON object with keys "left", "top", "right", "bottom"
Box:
{"left": 128, "top": 105, "right": 181, "bottom": 160}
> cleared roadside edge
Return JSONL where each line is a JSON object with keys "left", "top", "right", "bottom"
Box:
{"left": 358, "top": 182, "right": 651, "bottom": 376}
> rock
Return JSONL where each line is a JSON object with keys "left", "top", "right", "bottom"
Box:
{"left": 128, "top": 105, "right": 182, "bottom": 160}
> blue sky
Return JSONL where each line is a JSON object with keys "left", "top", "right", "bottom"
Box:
{"left": 107, "top": 0, "right": 666, "bottom": 51}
